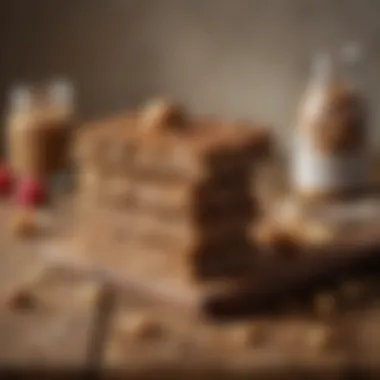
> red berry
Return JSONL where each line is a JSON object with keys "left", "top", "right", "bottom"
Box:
{"left": 0, "top": 165, "right": 13, "bottom": 196}
{"left": 16, "top": 178, "right": 47, "bottom": 206}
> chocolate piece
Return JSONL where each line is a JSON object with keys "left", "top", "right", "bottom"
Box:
{"left": 11, "top": 209, "right": 39, "bottom": 238}
{"left": 204, "top": 231, "right": 380, "bottom": 320}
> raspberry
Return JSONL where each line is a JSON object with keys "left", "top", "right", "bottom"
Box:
{"left": 0, "top": 165, "right": 13, "bottom": 196}
{"left": 16, "top": 178, "right": 47, "bottom": 206}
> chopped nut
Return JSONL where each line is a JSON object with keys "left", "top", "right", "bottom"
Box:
{"left": 11, "top": 208, "right": 39, "bottom": 238}
{"left": 314, "top": 293, "right": 336, "bottom": 318}
{"left": 6, "top": 289, "right": 37, "bottom": 311}
{"left": 254, "top": 221, "right": 298, "bottom": 258}
{"left": 141, "top": 99, "right": 186, "bottom": 132}
{"left": 228, "top": 323, "right": 266, "bottom": 348}
{"left": 118, "top": 312, "right": 164, "bottom": 342}
{"left": 11, "top": 207, "right": 53, "bottom": 238}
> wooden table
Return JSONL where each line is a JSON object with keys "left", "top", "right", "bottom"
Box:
{"left": 1, "top": 198, "right": 380, "bottom": 379}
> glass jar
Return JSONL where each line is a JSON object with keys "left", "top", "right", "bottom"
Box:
{"left": 291, "top": 45, "right": 368, "bottom": 202}
{"left": 6, "top": 79, "right": 75, "bottom": 182}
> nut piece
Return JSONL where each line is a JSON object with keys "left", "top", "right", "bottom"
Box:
{"left": 141, "top": 99, "right": 187, "bottom": 132}
{"left": 11, "top": 208, "right": 39, "bottom": 238}
{"left": 254, "top": 220, "right": 298, "bottom": 258}
{"left": 229, "top": 324, "right": 266, "bottom": 348}
{"left": 6, "top": 289, "right": 37, "bottom": 311}
{"left": 119, "top": 312, "right": 164, "bottom": 342}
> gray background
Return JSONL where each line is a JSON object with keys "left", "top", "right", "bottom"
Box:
{"left": 0, "top": 0, "right": 379, "bottom": 150}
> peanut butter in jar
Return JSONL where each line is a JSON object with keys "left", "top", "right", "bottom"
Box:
{"left": 6, "top": 80, "right": 75, "bottom": 181}
{"left": 291, "top": 45, "right": 369, "bottom": 203}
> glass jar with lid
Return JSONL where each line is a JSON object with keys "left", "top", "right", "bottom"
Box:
{"left": 6, "top": 79, "right": 75, "bottom": 182}
{"left": 291, "top": 44, "right": 369, "bottom": 202}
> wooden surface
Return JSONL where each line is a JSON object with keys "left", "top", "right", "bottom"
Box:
{"left": 0, "top": 202, "right": 97, "bottom": 368}
{"left": 1, "top": 197, "right": 380, "bottom": 378}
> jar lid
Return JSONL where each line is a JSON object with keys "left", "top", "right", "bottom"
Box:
{"left": 8, "top": 84, "right": 35, "bottom": 113}
{"left": 47, "top": 78, "right": 75, "bottom": 115}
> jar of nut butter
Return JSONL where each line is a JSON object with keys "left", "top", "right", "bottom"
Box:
{"left": 6, "top": 80, "right": 75, "bottom": 182}
{"left": 291, "top": 46, "right": 368, "bottom": 202}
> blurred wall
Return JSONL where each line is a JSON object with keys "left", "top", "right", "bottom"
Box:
{"left": 0, "top": 0, "right": 379, "bottom": 150}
